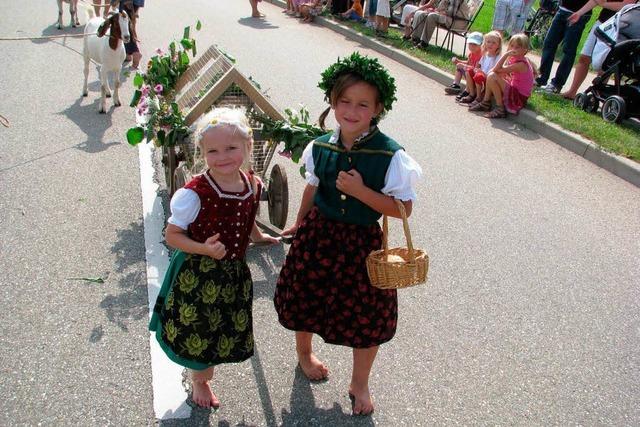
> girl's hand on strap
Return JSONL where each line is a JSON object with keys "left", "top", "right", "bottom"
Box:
{"left": 204, "top": 233, "right": 227, "bottom": 259}
{"left": 281, "top": 223, "right": 299, "bottom": 236}
{"left": 336, "top": 169, "right": 364, "bottom": 197}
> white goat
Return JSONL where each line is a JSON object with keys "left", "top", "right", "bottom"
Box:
{"left": 56, "top": 0, "right": 80, "bottom": 29}
{"left": 82, "top": 9, "right": 131, "bottom": 114}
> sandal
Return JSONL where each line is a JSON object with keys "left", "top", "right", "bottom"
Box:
{"left": 484, "top": 106, "right": 507, "bottom": 118}
{"left": 457, "top": 95, "right": 475, "bottom": 104}
{"left": 468, "top": 101, "right": 491, "bottom": 112}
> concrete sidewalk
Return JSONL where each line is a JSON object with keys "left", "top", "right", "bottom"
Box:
{"left": 266, "top": 0, "right": 640, "bottom": 188}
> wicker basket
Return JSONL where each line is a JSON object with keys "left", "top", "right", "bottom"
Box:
{"left": 366, "top": 200, "right": 428, "bottom": 289}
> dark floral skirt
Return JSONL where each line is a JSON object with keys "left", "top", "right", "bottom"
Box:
{"left": 149, "top": 250, "right": 254, "bottom": 370}
{"left": 274, "top": 207, "right": 398, "bottom": 348}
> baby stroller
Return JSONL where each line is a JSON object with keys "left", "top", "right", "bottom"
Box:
{"left": 573, "top": 3, "right": 640, "bottom": 123}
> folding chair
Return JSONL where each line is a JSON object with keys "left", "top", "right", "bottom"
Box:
{"left": 435, "top": 0, "right": 484, "bottom": 56}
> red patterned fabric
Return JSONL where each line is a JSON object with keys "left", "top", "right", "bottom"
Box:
{"left": 274, "top": 207, "right": 398, "bottom": 348}
{"left": 184, "top": 171, "right": 260, "bottom": 260}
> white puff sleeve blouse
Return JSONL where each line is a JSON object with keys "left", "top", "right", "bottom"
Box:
{"left": 301, "top": 141, "right": 423, "bottom": 201}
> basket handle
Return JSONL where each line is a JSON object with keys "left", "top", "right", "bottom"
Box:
{"left": 382, "top": 199, "right": 416, "bottom": 263}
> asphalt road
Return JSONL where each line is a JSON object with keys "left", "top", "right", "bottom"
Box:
{"left": 1, "top": 1, "right": 639, "bottom": 426}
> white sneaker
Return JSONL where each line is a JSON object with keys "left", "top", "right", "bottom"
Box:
{"left": 540, "top": 83, "right": 560, "bottom": 94}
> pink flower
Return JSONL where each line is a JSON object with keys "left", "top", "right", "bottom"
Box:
{"left": 136, "top": 104, "right": 148, "bottom": 116}
{"left": 154, "top": 84, "right": 164, "bottom": 95}
{"left": 155, "top": 47, "right": 165, "bottom": 56}
{"left": 278, "top": 150, "right": 292, "bottom": 159}
{"left": 141, "top": 85, "right": 151, "bottom": 97}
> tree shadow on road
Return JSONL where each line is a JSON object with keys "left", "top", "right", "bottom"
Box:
{"left": 98, "top": 221, "right": 148, "bottom": 332}
{"left": 247, "top": 242, "right": 286, "bottom": 300}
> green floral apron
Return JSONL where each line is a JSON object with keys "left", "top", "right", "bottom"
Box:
{"left": 149, "top": 250, "right": 254, "bottom": 370}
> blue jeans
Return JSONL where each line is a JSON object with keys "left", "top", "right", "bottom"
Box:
{"left": 537, "top": 9, "right": 591, "bottom": 89}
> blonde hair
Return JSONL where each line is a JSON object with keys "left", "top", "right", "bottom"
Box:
{"left": 192, "top": 107, "right": 253, "bottom": 172}
{"left": 508, "top": 33, "right": 530, "bottom": 51}
{"left": 482, "top": 31, "right": 503, "bottom": 56}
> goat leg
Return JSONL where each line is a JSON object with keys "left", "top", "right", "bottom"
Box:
{"left": 57, "top": 0, "right": 63, "bottom": 29}
{"left": 82, "top": 50, "right": 89, "bottom": 97}
{"left": 113, "top": 70, "right": 122, "bottom": 107}
{"left": 99, "top": 67, "right": 108, "bottom": 113}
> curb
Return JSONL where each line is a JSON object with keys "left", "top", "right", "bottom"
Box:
{"left": 265, "top": 0, "right": 640, "bottom": 188}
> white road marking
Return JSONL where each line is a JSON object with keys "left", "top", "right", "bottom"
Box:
{"left": 138, "top": 142, "right": 192, "bottom": 420}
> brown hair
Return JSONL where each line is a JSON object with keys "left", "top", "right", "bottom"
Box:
{"left": 318, "top": 72, "right": 383, "bottom": 130}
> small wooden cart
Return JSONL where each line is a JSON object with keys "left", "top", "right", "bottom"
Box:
{"left": 163, "top": 45, "right": 289, "bottom": 231}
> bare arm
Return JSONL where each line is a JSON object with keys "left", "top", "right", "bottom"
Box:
{"left": 282, "top": 183, "right": 317, "bottom": 235}
{"left": 165, "top": 224, "right": 227, "bottom": 259}
{"left": 569, "top": 0, "right": 636, "bottom": 24}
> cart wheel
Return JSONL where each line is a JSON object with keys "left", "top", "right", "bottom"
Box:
{"left": 174, "top": 163, "right": 189, "bottom": 192}
{"left": 163, "top": 146, "right": 177, "bottom": 195}
{"left": 573, "top": 93, "right": 586, "bottom": 109}
{"left": 268, "top": 164, "right": 289, "bottom": 229}
{"left": 601, "top": 96, "right": 626, "bottom": 123}
{"left": 584, "top": 93, "right": 598, "bottom": 113}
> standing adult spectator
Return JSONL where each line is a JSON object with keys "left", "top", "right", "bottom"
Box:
{"left": 492, "top": 0, "right": 534, "bottom": 36}
{"left": 560, "top": 0, "right": 635, "bottom": 99}
{"left": 113, "top": 0, "right": 144, "bottom": 70}
{"left": 535, "top": 0, "right": 593, "bottom": 93}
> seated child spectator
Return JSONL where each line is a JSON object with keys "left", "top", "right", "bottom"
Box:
{"left": 300, "top": 0, "right": 323, "bottom": 21}
{"left": 341, "top": 0, "right": 364, "bottom": 21}
{"left": 469, "top": 33, "right": 537, "bottom": 118}
{"left": 458, "top": 31, "right": 503, "bottom": 104}
{"left": 444, "top": 31, "right": 483, "bottom": 95}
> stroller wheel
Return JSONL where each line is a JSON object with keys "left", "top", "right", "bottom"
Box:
{"left": 602, "top": 96, "right": 626, "bottom": 123}
{"left": 584, "top": 94, "right": 598, "bottom": 113}
{"left": 573, "top": 93, "right": 587, "bottom": 109}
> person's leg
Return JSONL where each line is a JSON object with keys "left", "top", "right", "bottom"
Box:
{"left": 420, "top": 13, "right": 441, "bottom": 45}
{"left": 484, "top": 74, "right": 507, "bottom": 117}
{"left": 561, "top": 55, "right": 591, "bottom": 99}
{"left": 250, "top": 0, "right": 264, "bottom": 17}
{"left": 537, "top": 11, "right": 567, "bottom": 86}
{"left": 350, "top": 346, "right": 378, "bottom": 415}
{"left": 492, "top": 0, "right": 508, "bottom": 34}
{"left": 296, "top": 331, "right": 329, "bottom": 380}
{"left": 551, "top": 12, "right": 591, "bottom": 90}
{"left": 410, "top": 11, "right": 427, "bottom": 41}
{"left": 470, "top": 71, "right": 496, "bottom": 110}
{"left": 191, "top": 367, "right": 219, "bottom": 408}
{"left": 94, "top": 0, "right": 102, "bottom": 18}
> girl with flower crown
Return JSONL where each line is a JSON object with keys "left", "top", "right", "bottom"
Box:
{"left": 149, "top": 107, "right": 279, "bottom": 409}
{"left": 274, "top": 52, "right": 422, "bottom": 416}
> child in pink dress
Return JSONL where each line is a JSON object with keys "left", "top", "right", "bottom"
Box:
{"left": 469, "top": 33, "right": 537, "bottom": 118}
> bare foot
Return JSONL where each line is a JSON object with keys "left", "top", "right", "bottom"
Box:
{"left": 298, "top": 352, "right": 329, "bottom": 380}
{"left": 348, "top": 385, "right": 374, "bottom": 416}
{"left": 561, "top": 91, "right": 576, "bottom": 100}
{"left": 192, "top": 381, "right": 220, "bottom": 409}
{"left": 252, "top": 12, "right": 266, "bottom": 18}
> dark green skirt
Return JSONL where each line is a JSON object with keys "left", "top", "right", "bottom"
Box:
{"left": 149, "top": 250, "right": 254, "bottom": 370}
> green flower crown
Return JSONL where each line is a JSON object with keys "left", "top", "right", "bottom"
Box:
{"left": 318, "top": 52, "right": 397, "bottom": 114}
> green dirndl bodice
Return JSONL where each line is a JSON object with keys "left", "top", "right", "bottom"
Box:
{"left": 149, "top": 250, "right": 254, "bottom": 370}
